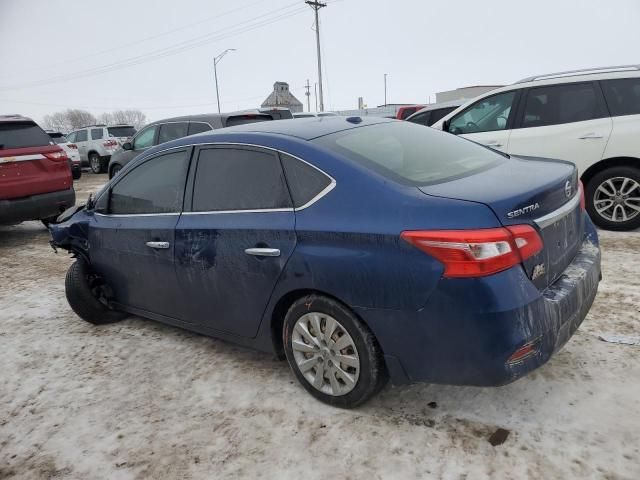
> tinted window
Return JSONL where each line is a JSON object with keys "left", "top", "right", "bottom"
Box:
{"left": 133, "top": 125, "right": 157, "bottom": 150}
{"left": 522, "top": 83, "right": 603, "bottom": 128}
{"left": 75, "top": 130, "right": 88, "bottom": 142}
{"left": 110, "top": 151, "right": 187, "bottom": 214}
{"left": 48, "top": 133, "right": 68, "bottom": 144}
{"left": 602, "top": 78, "right": 640, "bottom": 117}
{"left": 108, "top": 126, "right": 136, "bottom": 137}
{"left": 449, "top": 91, "right": 516, "bottom": 134}
{"left": 192, "top": 148, "right": 290, "bottom": 211}
{"left": 280, "top": 153, "right": 332, "bottom": 208}
{"left": 188, "top": 122, "right": 212, "bottom": 135}
{"left": 91, "top": 128, "right": 103, "bottom": 140}
{"left": 0, "top": 122, "right": 52, "bottom": 149}
{"left": 313, "top": 121, "right": 505, "bottom": 185}
{"left": 428, "top": 107, "right": 457, "bottom": 126}
{"left": 224, "top": 114, "right": 273, "bottom": 127}
{"left": 407, "top": 111, "right": 431, "bottom": 126}
{"left": 158, "top": 122, "right": 188, "bottom": 144}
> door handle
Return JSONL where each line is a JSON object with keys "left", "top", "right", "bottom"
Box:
{"left": 244, "top": 247, "right": 281, "bottom": 257}
{"left": 146, "top": 241, "right": 170, "bottom": 249}
{"left": 578, "top": 133, "right": 603, "bottom": 139}
{"left": 485, "top": 141, "right": 503, "bottom": 147}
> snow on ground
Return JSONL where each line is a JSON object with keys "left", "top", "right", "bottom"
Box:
{"left": 1, "top": 174, "right": 639, "bottom": 479}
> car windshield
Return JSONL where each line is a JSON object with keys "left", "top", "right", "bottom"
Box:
{"left": 48, "top": 133, "right": 68, "bottom": 144}
{"left": 108, "top": 126, "right": 136, "bottom": 137}
{"left": 0, "top": 122, "right": 53, "bottom": 149}
{"left": 313, "top": 121, "right": 505, "bottom": 185}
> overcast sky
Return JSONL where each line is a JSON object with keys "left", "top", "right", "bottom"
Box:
{"left": 1, "top": 0, "right": 639, "bottom": 123}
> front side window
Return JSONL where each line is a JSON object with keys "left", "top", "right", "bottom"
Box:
{"left": 158, "top": 122, "right": 189, "bottom": 144}
{"left": 522, "top": 82, "right": 603, "bottom": 128}
{"left": 66, "top": 132, "right": 77, "bottom": 142}
{"left": 91, "top": 128, "right": 104, "bottom": 140}
{"left": 602, "top": 78, "right": 640, "bottom": 117}
{"left": 313, "top": 121, "right": 505, "bottom": 185}
{"left": 280, "top": 153, "right": 332, "bottom": 208}
{"left": 428, "top": 107, "right": 457, "bottom": 126}
{"left": 75, "top": 130, "right": 88, "bottom": 142}
{"left": 109, "top": 151, "right": 187, "bottom": 214}
{"left": 133, "top": 125, "right": 157, "bottom": 150}
{"left": 192, "top": 147, "right": 291, "bottom": 212}
{"left": 187, "top": 122, "right": 212, "bottom": 135}
{"left": 449, "top": 91, "right": 517, "bottom": 134}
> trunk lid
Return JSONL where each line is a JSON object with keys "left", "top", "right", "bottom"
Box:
{"left": 419, "top": 155, "right": 583, "bottom": 289}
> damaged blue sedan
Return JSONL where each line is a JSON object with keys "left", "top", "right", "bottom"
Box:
{"left": 50, "top": 117, "right": 601, "bottom": 408}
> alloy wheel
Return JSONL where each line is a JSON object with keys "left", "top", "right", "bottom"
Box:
{"left": 291, "top": 312, "right": 360, "bottom": 396}
{"left": 90, "top": 155, "right": 101, "bottom": 174}
{"left": 593, "top": 176, "right": 640, "bottom": 223}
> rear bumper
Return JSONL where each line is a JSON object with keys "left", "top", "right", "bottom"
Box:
{"left": 0, "top": 187, "right": 75, "bottom": 223}
{"left": 358, "top": 214, "right": 601, "bottom": 386}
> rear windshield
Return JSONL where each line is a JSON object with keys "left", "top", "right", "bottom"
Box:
{"left": 312, "top": 121, "right": 505, "bottom": 185}
{"left": 48, "top": 133, "right": 69, "bottom": 144}
{"left": 0, "top": 122, "right": 53, "bottom": 149}
{"left": 225, "top": 114, "right": 273, "bottom": 128}
{"left": 108, "top": 126, "right": 136, "bottom": 137}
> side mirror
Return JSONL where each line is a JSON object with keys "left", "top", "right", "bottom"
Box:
{"left": 123, "top": 142, "right": 132, "bottom": 151}
{"left": 442, "top": 119, "right": 450, "bottom": 133}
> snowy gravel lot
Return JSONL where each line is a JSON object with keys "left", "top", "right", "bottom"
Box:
{"left": 1, "top": 174, "right": 639, "bottom": 479}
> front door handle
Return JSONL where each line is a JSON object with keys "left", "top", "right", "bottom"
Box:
{"left": 578, "top": 133, "right": 603, "bottom": 139}
{"left": 146, "top": 241, "right": 170, "bottom": 249}
{"left": 245, "top": 247, "right": 281, "bottom": 257}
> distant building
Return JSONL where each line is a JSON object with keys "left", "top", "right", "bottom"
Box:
{"left": 435, "top": 85, "right": 503, "bottom": 103}
{"left": 261, "top": 81, "right": 303, "bottom": 113}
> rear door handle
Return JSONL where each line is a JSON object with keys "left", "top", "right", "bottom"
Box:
{"left": 146, "top": 241, "right": 170, "bottom": 249}
{"left": 245, "top": 248, "right": 281, "bottom": 257}
{"left": 578, "top": 133, "right": 603, "bottom": 139}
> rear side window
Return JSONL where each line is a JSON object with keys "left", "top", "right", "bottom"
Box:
{"left": 280, "top": 153, "right": 332, "bottom": 208}
{"left": 0, "top": 122, "right": 52, "bottom": 148}
{"left": 313, "top": 121, "right": 505, "bottom": 185}
{"left": 109, "top": 151, "right": 187, "bottom": 214}
{"left": 602, "top": 78, "right": 640, "bottom": 116}
{"left": 522, "top": 82, "right": 604, "bottom": 128}
{"left": 76, "top": 130, "right": 88, "bottom": 142}
{"left": 407, "top": 111, "right": 431, "bottom": 126}
{"left": 158, "top": 122, "right": 188, "bottom": 144}
{"left": 108, "top": 126, "right": 136, "bottom": 137}
{"left": 192, "top": 147, "right": 291, "bottom": 211}
{"left": 224, "top": 114, "right": 273, "bottom": 127}
{"left": 91, "top": 128, "right": 104, "bottom": 140}
{"left": 188, "top": 122, "right": 212, "bottom": 135}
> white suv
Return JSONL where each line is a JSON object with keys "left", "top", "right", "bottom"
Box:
{"left": 432, "top": 65, "right": 640, "bottom": 231}
{"left": 66, "top": 124, "right": 136, "bottom": 174}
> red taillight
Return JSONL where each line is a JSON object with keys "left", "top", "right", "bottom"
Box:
{"left": 103, "top": 139, "right": 118, "bottom": 147}
{"left": 43, "top": 151, "right": 68, "bottom": 162}
{"left": 506, "top": 340, "right": 539, "bottom": 365}
{"left": 578, "top": 180, "right": 586, "bottom": 210}
{"left": 68, "top": 143, "right": 78, "bottom": 149}
{"left": 401, "top": 225, "right": 543, "bottom": 278}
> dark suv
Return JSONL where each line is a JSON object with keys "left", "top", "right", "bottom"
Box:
{"left": 107, "top": 108, "right": 293, "bottom": 178}
{"left": 0, "top": 115, "right": 75, "bottom": 225}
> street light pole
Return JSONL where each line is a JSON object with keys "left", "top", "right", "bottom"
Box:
{"left": 213, "top": 48, "right": 236, "bottom": 113}
{"left": 384, "top": 73, "right": 387, "bottom": 105}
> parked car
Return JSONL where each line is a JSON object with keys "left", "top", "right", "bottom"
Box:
{"left": 51, "top": 117, "right": 600, "bottom": 408}
{"left": 432, "top": 65, "right": 640, "bottom": 231}
{"left": 46, "top": 131, "right": 82, "bottom": 180}
{"left": 395, "top": 105, "right": 426, "bottom": 120}
{"left": 293, "top": 112, "right": 339, "bottom": 118}
{"left": 108, "top": 108, "right": 293, "bottom": 178}
{"left": 66, "top": 124, "right": 136, "bottom": 174}
{"left": 0, "top": 115, "right": 75, "bottom": 225}
{"left": 405, "top": 101, "right": 462, "bottom": 127}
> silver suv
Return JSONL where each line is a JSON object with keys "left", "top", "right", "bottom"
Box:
{"left": 66, "top": 124, "right": 136, "bottom": 174}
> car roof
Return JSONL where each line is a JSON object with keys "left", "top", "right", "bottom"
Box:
{"left": 143, "top": 108, "right": 292, "bottom": 128}
{"left": 0, "top": 114, "right": 35, "bottom": 124}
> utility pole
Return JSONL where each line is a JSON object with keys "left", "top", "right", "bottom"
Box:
{"left": 314, "top": 82, "right": 318, "bottom": 112}
{"left": 213, "top": 48, "right": 236, "bottom": 113}
{"left": 384, "top": 73, "right": 388, "bottom": 105}
{"left": 305, "top": 79, "right": 311, "bottom": 112}
{"left": 306, "top": 1, "right": 326, "bottom": 112}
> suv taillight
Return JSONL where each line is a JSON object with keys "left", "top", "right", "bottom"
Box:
{"left": 44, "top": 151, "right": 69, "bottom": 162}
{"left": 68, "top": 143, "right": 78, "bottom": 149}
{"left": 401, "top": 225, "right": 543, "bottom": 278}
{"left": 103, "top": 139, "right": 118, "bottom": 147}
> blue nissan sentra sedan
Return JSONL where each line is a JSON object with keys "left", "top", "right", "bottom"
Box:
{"left": 50, "top": 117, "right": 601, "bottom": 408}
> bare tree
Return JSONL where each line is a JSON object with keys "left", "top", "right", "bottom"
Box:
{"left": 42, "top": 109, "right": 96, "bottom": 132}
{"left": 109, "top": 110, "right": 147, "bottom": 129}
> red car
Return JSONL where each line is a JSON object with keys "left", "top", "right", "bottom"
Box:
{"left": 395, "top": 105, "right": 426, "bottom": 120}
{"left": 0, "top": 115, "right": 75, "bottom": 225}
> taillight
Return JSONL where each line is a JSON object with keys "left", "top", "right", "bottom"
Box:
{"left": 103, "top": 139, "right": 118, "bottom": 147}
{"left": 578, "top": 180, "right": 586, "bottom": 210}
{"left": 44, "top": 151, "right": 69, "bottom": 162}
{"left": 401, "top": 225, "right": 543, "bottom": 278}
{"left": 68, "top": 143, "right": 78, "bottom": 149}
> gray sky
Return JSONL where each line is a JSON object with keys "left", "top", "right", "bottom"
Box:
{"left": 1, "top": 0, "right": 639, "bottom": 123}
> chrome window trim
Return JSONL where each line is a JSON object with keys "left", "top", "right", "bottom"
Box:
{"left": 94, "top": 142, "right": 336, "bottom": 217}
{"left": 534, "top": 193, "right": 581, "bottom": 229}
{"left": 95, "top": 212, "right": 181, "bottom": 218}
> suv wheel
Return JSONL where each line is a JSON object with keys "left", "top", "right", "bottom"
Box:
{"left": 586, "top": 166, "right": 640, "bottom": 231}
{"left": 283, "top": 294, "right": 388, "bottom": 408}
{"left": 89, "top": 153, "right": 104, "bottom": 174}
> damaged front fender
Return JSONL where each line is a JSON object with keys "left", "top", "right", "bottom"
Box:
{"left": 49, "top": 208, "right": 92, "bottom": 263}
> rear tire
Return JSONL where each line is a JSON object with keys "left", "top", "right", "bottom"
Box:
{"left": 89, "top": 153, "right": 104, "bottom": 174}
{"left": 586, "top": 166, "right": 640, "bottom": 231}
{"left": 283, "top": 294, "right": 388, "bottom": 408}
{"left": 65, "top": 259, "right": 127, "bottom": 325}
{"left": 72, "top": 168, "right": 82, "bottom": 180}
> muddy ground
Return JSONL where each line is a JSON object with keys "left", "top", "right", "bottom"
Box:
{"left": 1, "top": 173, "right": 639, "bottom": 479}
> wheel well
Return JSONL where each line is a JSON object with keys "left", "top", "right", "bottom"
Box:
{"left": 581, "top": 157, "right": 640, "bottom": 187}
{"left": 88, "top": 150, "right": 99, "bottom": 158}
